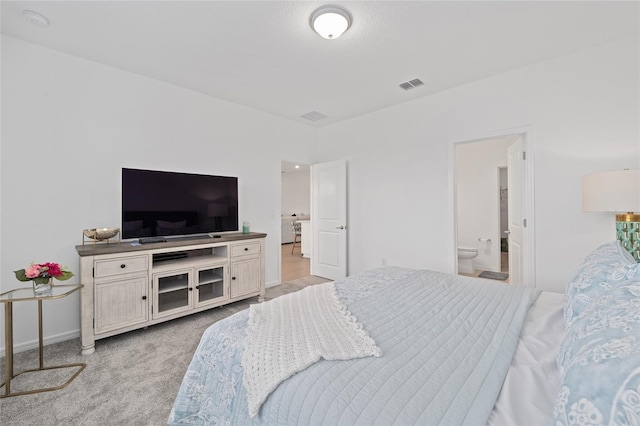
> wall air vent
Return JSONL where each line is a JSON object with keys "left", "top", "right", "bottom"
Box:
{"left": 300, "top": 111, "right": 328, "bottom": 122}
{"left": 399, "top": 78, "right": 424, "bottom": 91}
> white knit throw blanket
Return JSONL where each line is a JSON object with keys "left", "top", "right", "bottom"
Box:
{"left": 242, "top": 282, "right": 382, "bottom": 418}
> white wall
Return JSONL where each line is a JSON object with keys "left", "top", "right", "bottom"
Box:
{"left": 2, "top": 34, "right": 638, "bottom": 352}
{"left": 456, "top": 137, "right": 514, "bottom": 272}
{"left": 315, "top": 37, "right": 640, "bottom": 293}
{"left": 1, "top": 36, "right": 316, "bottom": 351}
{"left": 281, "top": 170, "right": 310, "bottom": 217}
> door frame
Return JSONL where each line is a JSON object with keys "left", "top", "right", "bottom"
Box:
{"left": 450, "top": 126, "right": 536, "bottom": 287}
{"left": 279, "top": 160, "right": 312, "bottom": 285}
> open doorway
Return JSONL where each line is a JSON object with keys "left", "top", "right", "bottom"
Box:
{"left": 499, "top": 167, "right": 509, "bottom": 274}
{"left": 281, "top": 161, "right": 311, "bottom": 283}
{"left": 454, "top": 131, "right": 533, "bottom": 286}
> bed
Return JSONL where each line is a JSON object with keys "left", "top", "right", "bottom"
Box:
{"left": 169, "top": 241, "right": 640, "bottom": 425}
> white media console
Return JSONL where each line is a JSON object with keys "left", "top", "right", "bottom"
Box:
{"left": 76, "top": 232, "right": 266, "bottom": 355}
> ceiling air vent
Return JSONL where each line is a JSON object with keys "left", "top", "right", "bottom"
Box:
{"left": 399, "top": 78, "right": 424, "bottom": 91}
{"left": 300, "top": 111, "right": 328, "bottom": 122}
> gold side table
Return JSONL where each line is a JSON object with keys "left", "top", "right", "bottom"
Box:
{"left": 1, "top": 284, "right": 86, "bottom": 398}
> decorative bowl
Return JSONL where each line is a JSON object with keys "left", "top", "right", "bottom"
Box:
{"left": 83, "top": 227, "right": 120, "bottom": 241}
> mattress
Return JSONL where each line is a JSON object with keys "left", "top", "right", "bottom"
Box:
{"left": 169, "top": 267, "right": 544, "bottom": 425}
{"left": 489, "top": 291, "right": 566, "bottom": 426}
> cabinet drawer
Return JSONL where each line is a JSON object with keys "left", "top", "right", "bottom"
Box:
{"left": 231, "top": 242, "right": 261, "bottom": 257}
{"left": 95, "top": 256, "right": 148, "bottom": 278}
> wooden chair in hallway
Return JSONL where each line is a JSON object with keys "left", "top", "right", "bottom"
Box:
{"left": 291, "top": 221, "right": 302, "bottom": 255}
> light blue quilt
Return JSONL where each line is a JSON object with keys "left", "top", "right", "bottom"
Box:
{"left": 169, "top": 267, "right": 539, "bottom": 425}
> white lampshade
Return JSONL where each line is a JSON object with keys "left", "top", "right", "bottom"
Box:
{"left": 310, "top": 6, "right": 352, "bottom": 39}
{"left": 583, "top": 169, "right": 640, "bottom": 212}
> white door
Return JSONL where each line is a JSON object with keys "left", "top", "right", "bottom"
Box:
{"left": 311, "top": 160, "right": 347, "bottom": 280}
{"left": 507, "top": 138, "right": 525, "bottom": 285}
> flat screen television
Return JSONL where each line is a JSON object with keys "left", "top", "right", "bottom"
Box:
{"left": 121, "top": 168, "right": 239, "bottom": 240}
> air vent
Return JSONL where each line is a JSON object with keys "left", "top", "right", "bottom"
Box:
{"left": 300, "top": 111, "right": 328, "bottom": 122}
{"left": 399, "top": 78, "right": 424, "bottom": 91}
{"left": 22, "top": 10, "right": 50, "bottom": 27}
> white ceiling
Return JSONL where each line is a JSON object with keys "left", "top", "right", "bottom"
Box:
{"left": 2, "top": 1, "right": 638, "bottom": 127}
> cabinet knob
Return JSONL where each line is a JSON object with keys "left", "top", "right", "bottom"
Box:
{"left": 244, "top": 247, "right": 249, "bottom": 251}
{"left": 189, "top": 287, "right": 193, "bottom": 291}
{"left": 142, "top": 295, "right": 147, "bottom": 300}
{"left": 120, "top": 264, "right": 126, "bottom": 269}
{"left": 195, "top": 285, "right": 200, "bottom": 289}
{"left": 232, "top": 276, "right": 236, "bottom": 280}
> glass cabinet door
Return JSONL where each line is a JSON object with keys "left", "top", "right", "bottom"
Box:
{"left": 153, "top": 269, "right": 192, "bottom": 318}
{"left": 195, "top": 264, "right": 228, "bottom": 307}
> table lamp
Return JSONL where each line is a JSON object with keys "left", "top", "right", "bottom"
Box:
{"left": 583, "top": 169, "right": 640, "bottom": 261}
{"left": 208, "top": 203, "right": 229, "bottom": 232}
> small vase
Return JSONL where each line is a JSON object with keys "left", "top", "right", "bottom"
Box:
{"left": 33, "top": 278, "right": 53, "bottom": 295}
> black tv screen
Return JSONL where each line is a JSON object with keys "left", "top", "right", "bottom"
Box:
{"left": 121, "top": 168, "right": 239, "bottom": 239}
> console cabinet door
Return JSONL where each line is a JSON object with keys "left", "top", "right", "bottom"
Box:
{"left": 95, "top": 275, "right": 148, "bottom": 335}
{"left": 152, "top": 269, "right": 193, "bottom": 319}
{"left": 230, "top": 257, "right": 261, "bottom": 298}
{"left": 195, "top": 264, "right": 229, "bottom": 308}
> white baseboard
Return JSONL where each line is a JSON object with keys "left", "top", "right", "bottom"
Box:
{"left": 265, "top": 280, "right": 280, "bottom": 288}
{"left": 1, "top": 329, "right": 80, "bottom": 355}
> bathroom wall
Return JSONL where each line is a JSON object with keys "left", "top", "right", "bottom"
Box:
{"left": 456, "top": 137, "right": 515, "bottom": 272}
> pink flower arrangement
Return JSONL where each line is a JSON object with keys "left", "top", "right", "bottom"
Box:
{"left": 14, "top": 262, "right": 74, "bottom": 284}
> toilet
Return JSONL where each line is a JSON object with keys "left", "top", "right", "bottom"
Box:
{"left": 457, "top": 247, "right": 479, "bottom": 274}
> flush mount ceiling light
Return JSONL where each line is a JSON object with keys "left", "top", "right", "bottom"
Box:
{"left": 22, "top": 10, "right": 50, "bottom": 27}
{"left": 310, "top": 5, "right": 352, "bottom": 39}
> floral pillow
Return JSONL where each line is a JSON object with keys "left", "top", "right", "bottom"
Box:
{"left": 553, "top": 282, "right": 640, "bottom": 425}
{"left": 563, "top": 241, "right": 638, "bottom": 329}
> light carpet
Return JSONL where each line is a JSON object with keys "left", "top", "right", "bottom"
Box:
{"left": 0, "top": 276, "right": 329, "bottom": 426}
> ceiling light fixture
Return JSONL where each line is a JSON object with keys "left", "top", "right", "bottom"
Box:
{"left": 22, "top": 10, "right": 50, "bottom": 27}
{"left": 310, "top": 5, "right": 352, "bottom": 40}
